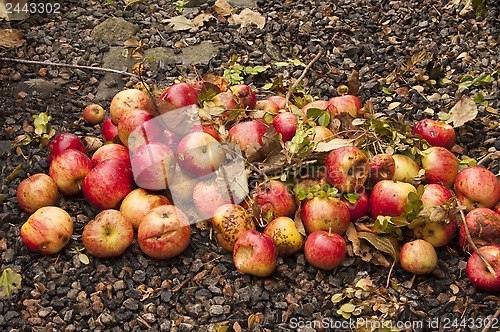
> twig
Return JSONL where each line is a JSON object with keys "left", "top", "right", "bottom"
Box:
{"left": 477, "top": 151, "right": 500, "bottom": 166}
{"left": 285, "top": 48, "right": 324, "bottom": 109}
{"left": 172, "top": 276, "right": 192, "bottom": 293}
{"left": 460, "top": 209, "right": 497, "bottom": 277}
{"left": 386, "top": 260, "right": 396, "bottom": 289}
{"left": 0, "top": 57, "right": 141, "bottom": 78}
{"left": 137, "top": 316, "right": 152, "bottom": 329}
{"left": 481, "top": 303, "right": 500, "bottom": 332}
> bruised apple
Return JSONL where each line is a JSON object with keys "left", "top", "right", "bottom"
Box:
{"left": 263, "top": 217, "right": 304, "bottom": 257}
{"left": 454, "top": 166, "right": 500, "bottom": 212}
{"left": 254, "top": 180, "right": 297, "bottom": 219}
{"left": 211, "top": 204, "right": 256, "bottom": 252}
{"left": 17, "top": 173, "right": 59, "bottom": 214}
{"left": 233, "top": 230, "right": 277, "bottom": 277}
{"left": 413, "top": 118, "right": 456, "bottom": 150}
{"left": 109, "top": 89, "right": 149, "bottom": 125}
{"left": 120, "top": 188, "right": 170, "bottom": 229}
{"left": 229, "top": 120, "right": 268, "bottom": 151}
{"left": 392, "top": 154, "right": 421, "bottom": 184}
{"left": 131, "top": 142, "right": 176, "bottom": 191}
{"left": 459, "top": 208, "right": 500, "bottom": 250}
{"left": 367, "top": 153, "right": 395, "bottom": 185}
{"left": 325, "top": 146, "right": 369, "bottom": 193}
{"left": 230, "top": 84, "right": 256, "bottom": 109}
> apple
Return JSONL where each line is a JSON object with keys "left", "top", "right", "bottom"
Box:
{"left": 466, "top": 245, "right": 500, "bottom": 292}
{"left": 117, "top": 109, "right": 162, "bottom": 150}
{"left": 47, "top": 133, "right": 86, "bottom": 164}
{"left": 420, "top": 183, "right": 454, "bottom": 207}
{"left": 137, "top": 205, "right": 191, "bottom": 259}
{"left": 212, "top": 91, "right": 238, "bottom": 110}
{"left": 192, "top": 178, "right": 232, "bottom": 220}
{"left": 400, "top": 239, "right": 437, "bottom": 275}
{"left": 309, "top": 126, "right": 335, "bottom": 143}
{"left": 454, "top": 166, "right": 500, "bottom": 212}
{"left": 341, "top": 188, "right": 370, "bottom": 222}
{"left": 392, "top": 154, "right": 420, "bottom": 184}
{"left": 230, "top": 84, "right": 256, "bottom": 109}
{"left": 161, "top": 127, "right": 181, "bottom": 151}
{"left": 130, "top": 142, "right": 176, "bottom": 191}
{"left": 370, "top": 180, "right": 417, "bottom": 218}
{"left": 101, "top": 117, "right": 119, "bottom": 143}
{"left": 301, "top": 196, "right": 350, "bottom": 234}
{"left": 267, "top": 95, "right": 287, "bottom": 110}
{"left": 367, "top": 153, "right": 395, "bottom": 185}
{"left": 82, "top": 159, "right": 135, "bottom": 210}
{"left": 109, "top": 88, "right": 149, "bottom": 125}
{"left": 160, "top": 82, "right": 198, "bottom": 109}
{"left": 328, "top": 95, "right": 362, "bottom": 117}
{"left": 421, "top": 146, "right": 458, "bottom": 188}
{"left": 255, "top": 99, "right": 279, "bottom": 114}
{"left": 20, "top": 206, "right": 73, "bottom": 255}
{"left": 168, "top": 166, "right": 198, "bottom": 204}
{"left": 91, "top": 143, "right": 131, "bottom": 168}
{"left": 176, "top": 132, "right": 225, "bottom": 178}
{"left": 304, "top": 230, "right": 347, "bottom": 270}
{"left": 82, "top": 209, "right": 134, "bottom": 258}
{"left": 263, "top": 216, "right": 305, "bottom": 257}
{"left": 17, "top": 173, "right": 59, "bottom": 214}
{"left": 254, "top": 180, "right": 297, "bottom": 219}
{"left": 228, "top": 120, "right": 269, "bottom": 151}
{"left": 49, "top": 149, "right": 93, "bottom": 196}
{"left": 233, "top": 230, "right": 277, "bottom": 277}
{"left": 272, "top": 112, "right": 298, "bottom": 142}
{"left": 301, "top": 100, "right": 336, "bottom": 116}
{"left": 413, "top": 118, "right": 456, "bottom": 150}
{"left": 211, "top": 204, "right": 256, "bottom": 252}
{"left": 83, "top": 104, "right": 106, "bottom": 125}
{"left": 192, "top": 124, "right": 220, "bottom": 142}
{"left": 120, "top": 188, "right": 170, "bottom": 229}
{"left": 325, "top": 146, "right": 369, "bottom": 193}
{"left": 459, "top": 208, "right": 500, "bottom": 250}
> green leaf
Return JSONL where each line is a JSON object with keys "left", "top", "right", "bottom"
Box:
{"left": 331, "top": 293, "right": 343, "bottom": 303}
{"left": 79, "top": 253, "right": 90, "bottom": 265}
{"left": 358, "top": 232, "right": 398, "bottom": 261}
{"left": 408, "top": 192, "right": 420, "bottom": 203}
{"left": 382, "top": 87, "right": 392, "bottom": 95}
{"left": 306, "top": 107, "right": 323, "bottom": 119}
{"left": 317, "top": 112, "right": 330, "bottom": 127}
{"left": 274, "top": 61, "right": 289, "bottom": 67}
{"left": 344, "top": 192, "right": 360, "bottom": 204}
{"left": 6, "top": 165, "right": 22, "bottom": 182}
{"left": 0, "top": 268, "right": 22, "bottom": 297}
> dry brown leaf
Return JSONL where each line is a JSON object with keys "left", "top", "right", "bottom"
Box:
{"left": 0, "top": 29, "right": 24, "bottom": 48}
{"left": 214, "top": 0, "right": 233, "bottom": 16}
{"left": 314, "top": 138, "right": 354, "bottom": 152}
{"left": 193, "top": 13, "right": 215, "bottom": 27}
{"left": 161, "top": 16, "right": 195, "bottom": 31}
{"left": 123, "top": 38, "right": 140, "bottom": 47}
{"left": 229, "top": 8, "right": 266, "bottom": 29}
{"left": 348, "top": 70, "right": 360, "bottom": 95}
{"left": 447, "top": 95, "right": 478, "bottom": 127}
{"left": 346, "top": 222, "right": 360, "bottom": 256}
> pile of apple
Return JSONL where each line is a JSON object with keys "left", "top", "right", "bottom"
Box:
{"left": 16, "top": 79, "right": 500, "bottom": 292}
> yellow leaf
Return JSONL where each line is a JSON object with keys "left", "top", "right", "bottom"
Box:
{"left": 486, "top": 107, "right": 497, "bottom": 114}
{"left": 388, "top": 102, "right": 401, "bottom": 110}
{"left": 0, "top": 29, "right": 24, "bottom": 48}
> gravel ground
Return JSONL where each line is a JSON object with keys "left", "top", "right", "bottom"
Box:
{"left": 1, "top": 0, "right": 500, "bottom": 331}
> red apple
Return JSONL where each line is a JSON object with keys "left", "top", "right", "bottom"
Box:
{"left": 367, "top": 153, "right": 395, "bottom": 185}
{"left": 193, "top": 178, "right": 232, "bottom": 220}
{"left": 161, "top": 127, "right": 181, "bottom": 151}
{"left": 47, "top": 133, "right": 86, "bottom": 164}
{"left": 101, "top": 117, "right": 119, "bottom": 143}
{"left": 83, "top": 104, "right": 106, "bottom": 125}
{"left": 421, "top": 146, "right": 458, "bottom": 188}
{"left": 459, "top": 208, "right": 500, "bottom": 250}
{"left": 272, "top": 112, "right": 298, "bottom": 142}
{"left": 212, "top": 91, "right": 238, "bottom": 110}
{"left": 370, "top": 180, "right": 417, "bottom": 218}
{"left": 301, "top": 196, "right": 350, "bottom": 234}
{"left": 267, "top": 95, "right": 287, "bottom": 110}
{"left": 130, "top": 142, "right": 176, "bottom": 191}
{"left": 254, "top": 180, "right": 297, "bottom": 220}
{"left": 211, "top": 204, "right": 256, "bottom": 252}
{"left": 17, "top": 173, "right": 59, "bottom": 214}
{"left": 176, "top": 132, "right": 225, "bottom": 178}
{"left": 413, "top": 118, "right": 456, "bottom": 150}
{"left": 420, "top": 183, "right": 453, "bottom": 207}
{"left": 304, "top": 230, "right": 347, "bottom": 270}
{"left": 466, "top": 245, "right": 500, "bottom": 292}
{"left": 160, "top": 82, "right": 199, "bottom": 109}
{"left": 328, "top": 95, "right": 362, "bottom": 117}
{"left": 309, "top": 126, "right": 335, "bottom": 143}
{"left": 454, "top": 166, "right": 500, "bottom": 212}
{"left": 400, "top": 239, "right": 437, "bottom": 275}
{"left": 228, "top": 120, "right": 269, "bottom": 151}
{"left": 20, "top": 206, "right": 73, "bottom": 255}
{"left": 233, "top": 230, "right": 277, "bottom": 277}
{"left": 325, "top": 146, "right": 369, "bottom": 193}
{"left": 341, "top": 188, "right": 370, "bottom": 222}
{"left": 301, "top": 100, "right": 336, "bottom": 116}
{"left": 109, "top": 88, "right": 149, "bottom": 125}
{"left": 118, "top": 109, "right": 163, "bottom": 150}
{"left": 82, "top": 159, "right": 135, "bottom": 210}
{"left": 49, "top": 149, "right": 93, "bottom": 196}
{"left": 91, "top": 143, "right": 131, "bottom": 168}
{"left": 82, "top": 209, "right": 134, "bottom": 258}
{"left": 137, "top": 205, "right": 191, "bottom": 259}
{"left": 263, "top": 216, "right": 304, "bottom": 257}
{"left": 392, "top": 154, "right": 421, "bottom": 184}
{"left": 192, "top": 124, "right": 220, "bottom": 141}
{"left": 255, "top": 99, "right": 279, "bottom": 115}
{"left": 230, "top": 84, "right": 256, "bottom": 109}
{"left": 120, "top": 188, "right": 170, "bottom": 229}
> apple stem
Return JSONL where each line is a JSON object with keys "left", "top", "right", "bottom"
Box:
{"left": 481, "top": 304, "right": 500, "bottom": 332}
{"left": 285, "top": 48, "right": 324, "bottom": 110}
{"left": 460, "top": 209, "right": 498, "bottom": 278}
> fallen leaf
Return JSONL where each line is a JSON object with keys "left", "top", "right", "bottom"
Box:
{"left": 0, "top": 268, "right": 22, "bottom": 297}
{"left": 193, "top": 13, "right": 215, "bottom": 27}
{"left": 124, "top": 0, "right": 147, "bottom": 6}
{"left": 161, "top": 16, "right": 195, "bottom": 31}
{"left": 123, "top": 38, "right": 140, "bottom": 47}
{"left": 229, "top": 8, "right": 266, "bottom": 29}
{"left": 346, "top": 223, "right": 361, "bottom": 256}
{"left": 447, "top": 95, "right": 478, "bottom": 128}
{"left": 388, "top": 102, "right": 401, "bottom": 110}
{"left": 214, "top": 0, "right": 233, "bottom": 16}
{"left": 0, "top": 29, "right": 24, "bottom": 48}
{"left": 314, "top": 138, "right": 354, "bottom": 152}
{"left": 348, "top": 70, "right": 360, "bottom": 95}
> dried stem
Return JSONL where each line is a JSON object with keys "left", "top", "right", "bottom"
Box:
{"left": 285, "top": 48, "right": 324, "bottom": 109}
{"left": 460, "top": 209, "right": 497, "bottom": 277}
{"left": 0, "top": 57, "right": 141, "bottom": 78}
{"left": 481, "top": 302, "right": 500, "bottom": 332}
